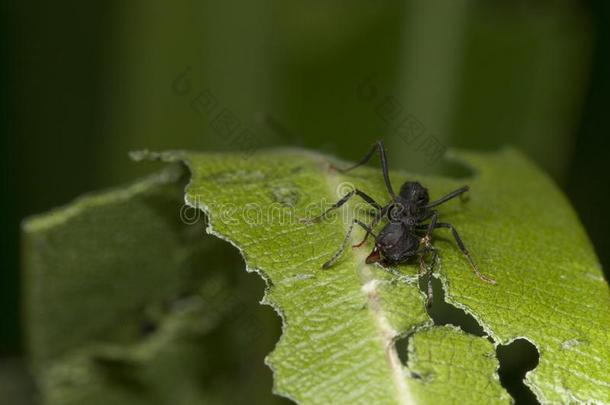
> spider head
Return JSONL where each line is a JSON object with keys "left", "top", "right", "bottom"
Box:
{"left": 399, "top": 181, "right": 429, "bottom": 207}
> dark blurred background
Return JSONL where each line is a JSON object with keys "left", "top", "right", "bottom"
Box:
{"left": 1, "top": 0, "right": 608, "bottom": 403}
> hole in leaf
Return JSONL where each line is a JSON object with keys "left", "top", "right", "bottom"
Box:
{"left": 395, "top": 333, "right": 410, "bottom": 366}
{"left": 397, "top": 274, "right": 541, "bottom": 404}
{"left": 419, "top": 276, "right": 486, "bottom": 337}
{"left": 496, "top": 339, "right": 540, "bottom": 405}
{"left": 394, "top": 275, "right": 485, "bottom": 369}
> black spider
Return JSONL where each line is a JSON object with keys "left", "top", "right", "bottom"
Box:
{"left": 302, "top": 140, "right": 495, "bottom": 307}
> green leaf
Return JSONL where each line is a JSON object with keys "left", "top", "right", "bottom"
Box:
{"left": 23, "top": 164, "right": 190, "bottom": 368}
{"left": 24, "top": 148, "right": 610, "bottom": 404}
{"left": 22, "top": 165, "right": 284, "bottom": 405}
{"left": 141, "top": 147, "right": 609, "bottom": 404}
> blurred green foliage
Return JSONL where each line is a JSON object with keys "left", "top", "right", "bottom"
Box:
{"left": 1, "top": 0, "right": 609, "bottom": 403}
{"left": 21, "top": 166, "right": 286, "bottom": 405}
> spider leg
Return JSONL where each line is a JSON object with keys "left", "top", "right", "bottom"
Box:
{"left": 434, "top": 222, "right": 496, "bottom": 284}
{"left": 416, "top": 240, "right": 438, "bottom": 308}
{"left": 300, "top": 189, "right": 381, "bottom": 223}
{"left": 426, "top": 248, "right": 438, "bottom": 308}
{"left": 412, "top": 211, "right": 438, "bottom": 246}
{"left": 416, "top": 216, "right": 438, "bottom": 308}
{"left": 330, "top": 140, "right": 396, "bottom": 198}
{"left": 418, "top": 254, "right": 427, "bottom": 276}
{"left": 425, "top": 186, "right": 469, "bottom": 209}
{"left": 352, "top": 204, "right": 390, "bottom": 248}
{"left": 322, "top": 219, "right": 376, "bottom": 269}
{"left": 425, "top": 211, "right": 438, "bottom": 238}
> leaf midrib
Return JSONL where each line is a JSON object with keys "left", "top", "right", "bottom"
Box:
{"left": 321, "top": 162, "right": 417, "bottom": 405}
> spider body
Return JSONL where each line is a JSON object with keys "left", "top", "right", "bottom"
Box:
{"left": 302, "top": 141, "right": 495, "bottom": 306}
{"left": 367, "top": 222, "right": 419, "bottom": 265}
{"left": 366, "top": 181, "right": 432, "bottom": 265}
